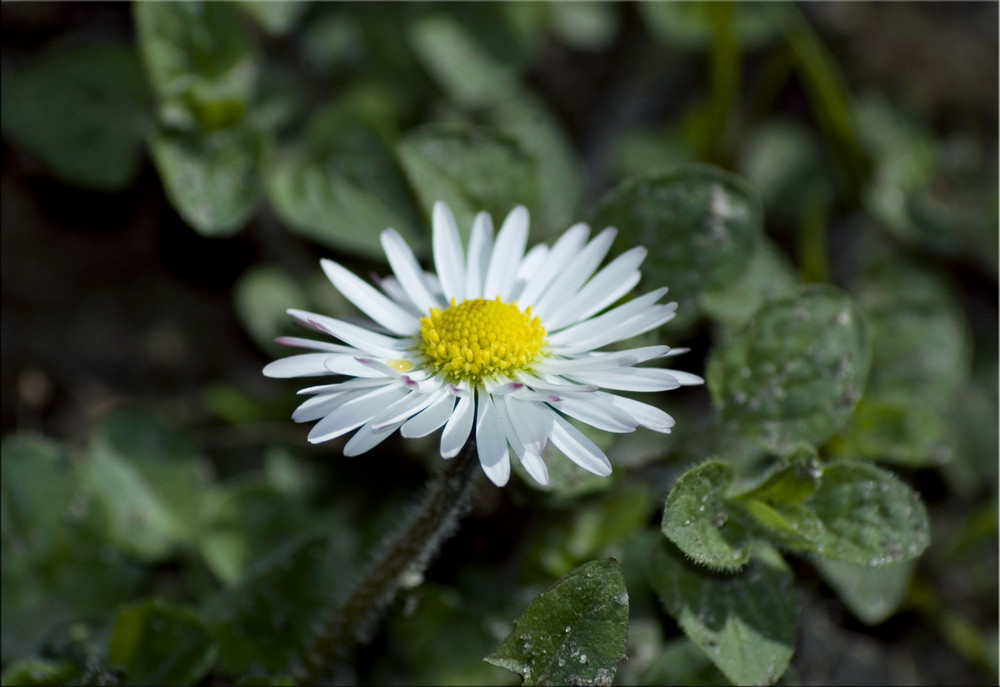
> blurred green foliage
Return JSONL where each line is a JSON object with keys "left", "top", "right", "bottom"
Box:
{"left": 1, "top": 2, "right": 996, "bottom": 686}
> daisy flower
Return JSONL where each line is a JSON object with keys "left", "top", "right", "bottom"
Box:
{"left": 264, "top": 202, "right": 702, "bottom": 487}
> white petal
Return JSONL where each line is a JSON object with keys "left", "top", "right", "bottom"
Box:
{"left": 514, "top": 371, "right": 598, "bottom": 396}
{"left": 275, "top": 337, "right": 356, "bottom": 354}
{"left": 600, "top": 392, "right": 675, "bottom": 433}
{"left": 465, "top": 211, "right": 493, "bottom": 300}
{"left": 558, "top": 305, "right": 677, "bottom": 354}
{"left": 324, "top": 355, "right": 393, "bottom": 378}
{"left": 297, "top": 377, "right": 388, "bottom": 395}
{"left": 433, "top": 202, "right": 466, "bottom": 303}
{"left": 536, "top": 346, "right": 670, "bottom": 374}
{"left": 549, "top": 304, "right": 677, "bottom": 356}
{"left": 401, "top": 390, "right": 455, "bottom": 438}
{"left": 483, "top": 205, "right": 528, "bottom": 301}
{"left": 568, "top": 367, "right": 683, "bottom": 392}
{"left": 440, "top": 392, "right": 474, "bottom": 458}
{"left": 264, "top": 353, "right": 336, "bottom": 378}
{"left": 381, "top": 229, "right": 440, "bottom": 313}
{"left": 505, "top": 396, "right": 553, "bottom": 455}
{"left": 497, "top": 396, "right": 549, "bottom": 486}
{"left": 518, "top": 450, "right": 549, "bottom": 486}
{"left": 550, "top": 395, "right": 638, "bottom": 433}
{"left": 370, "top": 388, "right": 440, "bottom": 430}
{"left": 343, "top": 419, "right": 404, "bottom": 456}
{"left": 547, "top": 288, "right": 667, "bottom": 348}
{"left": 307, "top": 383, "right": 408, "bottom": 443}
{"left": 292, "top": 388, "right": 370, "bottom": 422}
{"left": 534, "top": 228, "right": 616, "bottom": 319}
{"left": 517, "top": 223, "right": 590, "bottom": 308}
{"left": 545, "top": 408, "right": 612, "bottom": 476}
{"left": 475, "top": 389, "right": 510, "bottom": 486}
{"left": 664, "top": 369, "right": 705, "bottom": 386}
{"left": 289, "top": 310, "right": 409, "bottom": 359}
{"left": 321, "top": 259, "right": 420, "bottom": 335}
{"left": 509, "top": 243, "right": 549, "bottom": 303}
{"left": 545, "top": 246, "right": 646, "bottom": 330}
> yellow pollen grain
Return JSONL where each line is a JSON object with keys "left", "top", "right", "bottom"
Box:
{"left": 418, "top": 297, "right": 546, "bottom": 384}
{"left": 387, "top": 359, "right": 413, "bottom": 373}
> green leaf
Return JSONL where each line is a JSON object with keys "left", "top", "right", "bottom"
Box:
{"left": 641, "top": 637, "right": 728, "bottom": 686}
{"left": 233, "top": 266, "right": 306, "bottom": 354}
{"left": 490, "top": 92, "right": 581, "bottom": 240}
{"left": 736, "top": 118, "right": 835, "bottom": 223}
{"left": 648, "top": 540, "right": 796, "bottom": 686}
{"left": 0, "top": 658, "right": 82, "bottom": 686}
{"left": 661, "top": 461, "right": 755, "bottom": 570}
{"left": 706, "top": 284, "right": 871, "bottom": 452}
{"left": 408, "top": 5, "right": 542, "bottom": 106}
{"left": 268, "top": 90, "right": 421, "bottom": 258}
{"left": 81, "top": 410, "right": 212, "bottom": 562}
{"left": 409, "top": 14, "right": 518, "bottom": 106}
{"left": 1, "top": 436, "right": 76, "bottom": 555}
{"left": 547, "top": 2, "right": 619, "bottom": 51}
{"left": 2, "top": 436, "right": 143, "bottom": 660}
{"left": 386, "top": 583, "right": 520, "bottom": 686}
{"left": 0, "top": 43, "right": 149, "bottom": 191}
{"left": 150, "top": 125, "right": 264, "bottom": 236}
{"left": 397, "top": 124, "right": 538, "bottom": 241}
{"left": 730, "top": 445, "right": 822, "bottom": 505}
{"left": 109, "top": 599, "right": 217, "bottom": 686}
{"left": 700, "top": 237, "right": 798, "bottom": 329}
{"left": 812, "top": 557, "right": 915, "bottom": 626}
{"left": 486, "top": 559, "right": 629, "bottom": 686}
{"left": 591, "top": 165, "right": 763, "bottom": 322}
{"left": 198, "top": 479, "right": 316, "bottom": 586}
{"left": 134, "top": 1, "right": 256, "bottom": 130}
{"left": 835, "top": 255, "right": 970, "bottom": 466}
{"left": 207, "top": 534, "right": 339, "bottom": 676}
{"left": 799, "top": 461, "right": 930, "bottom": 566}
{"left": 640, "top": 2, "right": 777, "bottom": 50}
{"left": 237, "top": 1, "right": 308, "bottom": 36}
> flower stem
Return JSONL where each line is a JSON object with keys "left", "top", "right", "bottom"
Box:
{"left": 292, "top": 441, "right": 481, "bottom": 684}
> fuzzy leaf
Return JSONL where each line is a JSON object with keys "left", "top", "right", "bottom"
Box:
{"left": 661, "top": 461, "right": 754, "bottom": 570}
{"left": 649, "top": 540, "right": 796, "bottom": 686}
{"left": 707, "top": 284, "right": 871, "bottom": 452}
{"left": 109, "top": 599, "right": 217, "bottom": 686}
{"left": 591, "top": 165, "right": 763, "bottom": 320}
{"left": 486, "top": 558, "right": 629, "bottom": 686}
{"left": 397, "top": 124, "right": 538, "bottom": 241}
{"left": 799, "top": 461, "right": 930, "bottom": 566}
{"left": 0, "top": 43, "right": 149, "bottom": 190}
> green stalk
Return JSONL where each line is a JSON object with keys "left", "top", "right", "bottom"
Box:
{"left": 292, "top": 441, "right": 482, "bottom": 684}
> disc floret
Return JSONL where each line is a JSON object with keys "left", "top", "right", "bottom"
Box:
{"left": 418, "top": 297, "right": 546, "bottom": 384}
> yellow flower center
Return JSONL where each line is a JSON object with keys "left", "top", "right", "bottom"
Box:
{"left": 418, "top": 297, "right": 546, "bottom": 384}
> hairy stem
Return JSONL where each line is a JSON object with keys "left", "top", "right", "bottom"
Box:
{"left": 293, "top": 441, "right": 481, "bottom": 684}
